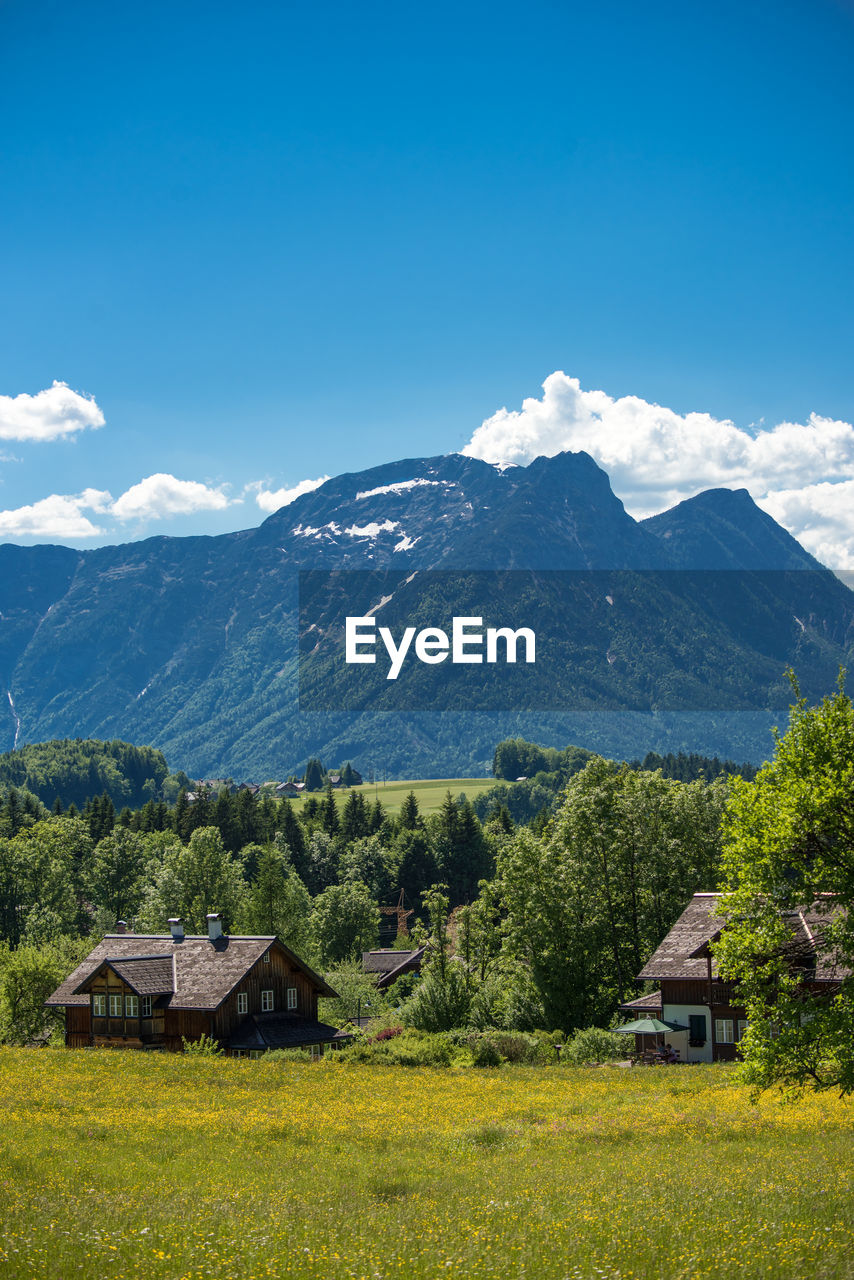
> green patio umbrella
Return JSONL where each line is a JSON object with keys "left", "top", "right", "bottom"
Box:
{"left": 613, "top": 1016, "right": 688, "bottom": 1058}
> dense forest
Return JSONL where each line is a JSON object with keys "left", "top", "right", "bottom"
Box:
{"left": 0, "top": 739, "right": 190, "bottom": 811}
{"left": 0, "top": 731, "right": 734, "bottom": 1048}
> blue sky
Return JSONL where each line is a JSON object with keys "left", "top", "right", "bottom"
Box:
{"left": 2, "top": 0, "right": 854, "bottom": 561}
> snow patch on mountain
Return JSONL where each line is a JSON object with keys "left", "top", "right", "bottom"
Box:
{"left": 355, "top": 479, "right": 452, "bottom": 501}
{"left": 344, "top": 520, "right": 399, "bottom": 539}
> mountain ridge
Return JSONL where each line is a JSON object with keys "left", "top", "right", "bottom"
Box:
{"left": 1, "top": 450, "right": 851, "bottom": 776}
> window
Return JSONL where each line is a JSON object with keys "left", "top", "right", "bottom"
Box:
{"left": 140, "top": 996, "right": 152, "bottom": 1018}
{"left": 125, "top": 994, "right": 139, "bottom": 1018}
{"left": 232, "top": 1049, "right": 247, "bottom": 1059}
{"left": 237, "top": 992, "right": 248, "bottom": 1015}
{"left": 688, "top": 1014, "right": 706, "bottom": 1045}
{"left": 263, "top": 951, "right": 271, "bottom": 964}
{"left": 249, "top": 1050, "right": 264, "bottom": 1059}
{"left": 287, "top": 987, "right": 297, "bottom": 1011}
{"left": 92, "top": 993, "right": 107, "bottom": 1018}
{"left": 261, "top": 990, "right": 274, "bottom": 1012}
{"left": 715, "top": 1019, "right": 735, "bottom": 1044}
{"left": 109, "top": 993, "right": 123, "bottom": 1018}
{"left": 737, "top": 1020, "right": 748, "bottom": 1042}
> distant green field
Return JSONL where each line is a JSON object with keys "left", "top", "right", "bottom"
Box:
{"left": 284, "top": 777, "right": 493, "bottom": 815}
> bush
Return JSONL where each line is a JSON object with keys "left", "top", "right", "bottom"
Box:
{"left": 403, "top": 964, "right": 470, "bottom": 1033}
{"left": 561, "top": 1026, "right": 627, "bottom": 1065}
{"left": 471, "top": 1037, "right": 502, "bottom": 1067}
{"left": 263, "top": 1048, "right": 313, "bottom": 1062}
{"left": 181, "top": 1034, "right": 223, "bottom": 1057}
{"left": 341, "top": 1028, "right": 453, "bottom": 1067}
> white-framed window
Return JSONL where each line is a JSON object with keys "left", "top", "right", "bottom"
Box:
{"left": 263, "top": 951, "right": 271, "bottom": 964}
{"left": 232, "top": 1049, "right": 247, "bottom": 1059}
{"left": 261, "top": 989, "right": 274, "bottom": 1012}
{"left": 92, "top": 993, "right": 107, "bottom": 1018}
{"left": 249, "top": 1049, "right": 264, "bottom": 1059}
{"left": 125, "top": 994, "right": 139, "bottom": 1018}
{"left": 737, "top": 1020, "right": 748, "bottom": 1041}
{"left": 140, "top": 996, "right": 152, "bottom": 1018}
{"left": 715, "top": 1018, "right": 735, "bottom": 1044}
{"left": 237, "top": 992, "right": 248, "bottom": 1015}
{"left": 287, "top": 987, "right": 297, "bottom": 1011}
{"left": 109, "top": 993, "right": 123, "bottom": 1018}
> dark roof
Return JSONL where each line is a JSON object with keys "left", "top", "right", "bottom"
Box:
{"left": 639, "top": 893, "right": 850, "bottom": 983}
{"left": 228, "top": 1013, "right": 351, "bottom": 1050}
{"left": 362, "top": 947, "right": 426, "bottom": 987}
{"left": 73, "top": 956, "right": 174, "bottom": 996}
{"left": 619, "top": 990, "right": 662, "bottom": 1013}
{"left": 363, "top": 949, "right": 419, "bottom": 974}
{"left": 47, "top": 934, "right": 338, "bottom": 1009}
{"left": 639, "top": 895, "right": 726, "bottom": 980}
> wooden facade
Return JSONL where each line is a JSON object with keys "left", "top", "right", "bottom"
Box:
{"left": 47, "top": 927, "right": 343, "bottom": 1057}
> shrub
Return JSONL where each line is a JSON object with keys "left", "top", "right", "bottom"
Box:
{"left": 403, "top": 963, "right": 470, "bottom": 1033}
{"left": 181, "top": 1034, "right": 223, "bottom": 1057}
{"left": 471, "top": 1038, "right": 502, "bottom": 1067}
{"left": 561, "top": 1026, "right": 627, "bottom": 1065}
{"left": 262, "top": 1048, "right": 313, "bottom": 1062}
{"left": 341, "top": 1028, "right": 452, "bottom": 1067}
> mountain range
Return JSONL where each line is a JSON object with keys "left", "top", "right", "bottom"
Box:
{"left": 1, "top": 450, "right": 852, "bottom": 778}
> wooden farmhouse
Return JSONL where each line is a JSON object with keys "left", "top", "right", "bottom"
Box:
{"left": 623, "top": 891, "right": 847, "bottom": 1064}
{"left": 45, "top": 914, "right": 348, "bottom": 1057}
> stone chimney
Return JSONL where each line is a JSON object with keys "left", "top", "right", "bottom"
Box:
{"left": 207, "top": 912, "right": 223, "bottom": 942}
{"left": 114, "top": 920, "right": 129, "bottom": 935}
{"left": 168, "top": 917, "right": 184, "bottom": 942}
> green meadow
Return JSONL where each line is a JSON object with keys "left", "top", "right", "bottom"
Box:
{"left": 2, "top": 1047, "right": 853, "bottom": 1280}
{"left": 286, "top": 777, "right": 494, "bottom": 816}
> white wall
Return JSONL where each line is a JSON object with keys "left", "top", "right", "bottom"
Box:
{"left": 663, "top": 1003, "right": 712, "bottom": 1063}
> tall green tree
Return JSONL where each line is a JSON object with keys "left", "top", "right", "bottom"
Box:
{"left": 139, "top": 826, "right": 246, "bottom": 934}
{"left": 498, "top": 758, "right": 726, "bottom": 1031}
{"left": 304, "top": 758, "right": 324, "bottom": 792}
{"left": 715, "top": 677, "right": 854, "bottom": 1094}
{"left": 311, "top": 881, "right": 379, "bottom": 965}
{"left": 238, "top": 846, "right": 314, "bottom": 957}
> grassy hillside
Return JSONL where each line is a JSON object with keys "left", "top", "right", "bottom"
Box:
{"left": 291, "top": 777, "right": 494, "bottom": 816}
{"left": 1, "top": 1048, "right": 852, "bottom": 1279}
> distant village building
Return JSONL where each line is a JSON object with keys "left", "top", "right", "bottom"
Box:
{"left": 275, "top": 781, "right": 305, "bottom": 796}
{"left": 46, "top": 915, "right": 348, "bottom": 1057}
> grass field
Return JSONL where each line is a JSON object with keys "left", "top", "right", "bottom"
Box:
{"left": 286, "top": 778, "right": 494, "bottom": 816}
{"left": 2, "top": 1048, "right": 853, "bottom": 1280}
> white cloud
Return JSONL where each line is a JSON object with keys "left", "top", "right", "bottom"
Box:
{"left": 0, "top": 381, "right": 105, "bottom": 442}
{"left": 462, "top": 372, "right": 854, "bottom": 567}
{"left": 0, "top": 474, "right": 234, "bottom": 542}
{"left": 0, "top": 492, "right": 110, "bottom": 540}
{"left": 111, "top": 474, "right": 232, "bottom": 521}
{"left": 254, "top": 476, "right": 329, "bottom": 513}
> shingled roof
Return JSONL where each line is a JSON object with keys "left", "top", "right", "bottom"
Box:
{"left": 74, "top": 956, "right": 174, "bottom": 996}
{"left": 362, "top": 947, "right": 427, "bottom": 989}
{"left": 639, "top": 894, "right": 726, "bottom": 981}
{"left": 47, "top": 934, "right": 337, "bottom": 1010}
{"left": 639, "top": 893, "right": 850, "bottom": 983}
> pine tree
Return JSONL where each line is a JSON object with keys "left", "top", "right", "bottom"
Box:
{"left": 304, "top": 758, "right": 324, "bottom": 792}
{"left": 321, "top": 783, "right": 340, "bottom": 836}
{"left": 399, "top": 791, "right": 420, "bottom": 830}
